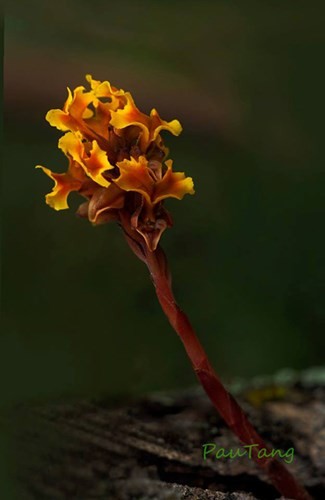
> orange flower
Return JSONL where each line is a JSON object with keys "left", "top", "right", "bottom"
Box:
{"left": 115, "top": 156, "right": 194, "bottom": 204}
{"left": 37, "top": 75, "right": 194, "bottom": 250}
{"left": 110, "top": 92, "right": 182, "bottom": 150}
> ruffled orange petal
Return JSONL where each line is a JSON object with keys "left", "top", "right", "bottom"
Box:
{"left": 36, "top": 162, "right": 84, "bottom": 210}
{"left": 84, "top": 141, "right": 114, "bottom": 187}
{"left": 82, "top": 76, "right": 123, "bottom": 140}
{"left": 86, "top": 74, "right": 124, "bottom": 97}
{"left": 58, "top": 132, "right": 113, "bottom": 187}
{"left": 83, "top": 101, "right": 112, "bottom": 140}
{"left": 153, "top": 159, "right": 195, "bottom": 204}
{"left": 85, "top": 74, "right": 127, "bottom": 112}
{"left": 115, "top": 156, "right": 153, "bottom": 202}
{"left": 150, "top": 109, "right": 182, "bottom": 142}
{"left": 63, "top": 87, "right": 73, "bottom": 112}
{"left": 58, "top": 131, "right": 84, "bottom": 163}
{"left": 67, "top": 86, "right": 94, "bottom": 121}
{"left": 110, "top": 92, "right": 182, "bottom": 149}
{"left": 46, "top": 86, "right": 96, "bottom": 133}
{"left": 46, "top": 109, "right": 74, "bottom": 132}
{"left": 110, "top": 92, "right": 150, "bottom": 147}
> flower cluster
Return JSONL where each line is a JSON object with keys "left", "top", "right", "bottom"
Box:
{"left": 37, "top": 75, "right": 194, "bottom": 251}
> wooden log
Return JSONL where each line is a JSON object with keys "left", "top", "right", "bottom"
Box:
{"left": 7, "top": 368, "right": 325, "bottom": 499}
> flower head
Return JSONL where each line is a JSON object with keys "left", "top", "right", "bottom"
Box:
{"left": 37, "top": 75, "right": 194, "bottom": 251}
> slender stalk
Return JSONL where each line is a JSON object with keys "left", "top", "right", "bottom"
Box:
{"left": 139, "top": 245, "right": 311, "bottom": 500}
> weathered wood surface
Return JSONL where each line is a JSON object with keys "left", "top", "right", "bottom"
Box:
{"left": 8, "top": 368, "right": 325, "bottom": 499}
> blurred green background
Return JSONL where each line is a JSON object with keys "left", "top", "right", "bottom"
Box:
{"left": 3, "top": 0, "right": 325, "bottom": 408}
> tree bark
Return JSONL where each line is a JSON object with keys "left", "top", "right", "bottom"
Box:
{"left": 7, "top": 368, "right": 325, "bottom": 499}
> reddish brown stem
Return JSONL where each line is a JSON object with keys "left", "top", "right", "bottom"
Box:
{"left": 139, "top": 245, "right": 311, "bottom": 500}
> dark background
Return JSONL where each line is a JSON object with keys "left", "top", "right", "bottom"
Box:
{"left": 2, "top": 0, "right": 325, "bottom": 495}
